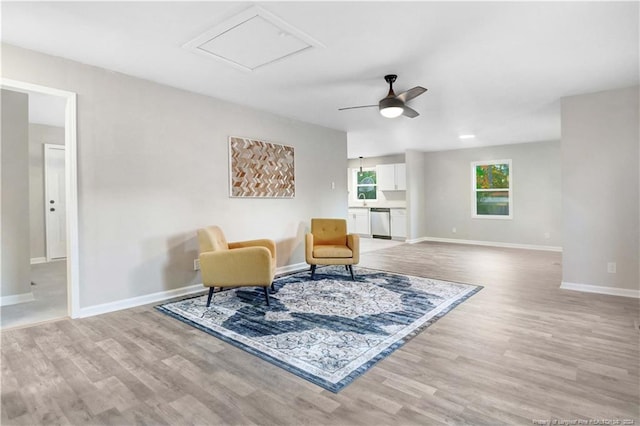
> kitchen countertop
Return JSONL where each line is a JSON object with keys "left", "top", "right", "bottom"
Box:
{"left": 348, "top": 205, "right": 406, "bottom": 209}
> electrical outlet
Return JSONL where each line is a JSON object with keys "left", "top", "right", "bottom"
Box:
{"left": 331, "top": 181, "right": 335, "bottom": 190}
{"left": 607, "top": 262, "right": 616, "bottom": 274}
{"left": 193, "top": 259, "right": 200, "bottom": 271}
{"left": 452, "top": 227, "right": 457, "bottom": 233}
{"left": 544, "top": 232, "right": 551, "bottom": 239}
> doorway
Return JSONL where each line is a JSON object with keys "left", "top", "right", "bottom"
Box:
{"left": 0, "top": 78, "right": 78, "bottom": 328}
{"left": 45, "top": 144, "right": 67, "bottom": 260}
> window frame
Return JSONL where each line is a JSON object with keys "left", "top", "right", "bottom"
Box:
{"left": 353, "top": 168, "right": 377, "bottom": 202}
{"left": 471, "top": 159, "right": 513, "bottom": 220}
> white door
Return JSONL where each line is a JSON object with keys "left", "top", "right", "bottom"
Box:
{"left": 45, "top": 144, "right": 66, "bottom": 259}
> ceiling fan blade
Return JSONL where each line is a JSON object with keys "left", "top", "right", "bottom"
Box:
{"left": 402, "top": 106, "right": 420, "bottom": 118}
{"left": 396, "top": 86, "right": 427, "bottom": 103}
{"left": 338, "top": 105, "right": 378, "bottom": 111}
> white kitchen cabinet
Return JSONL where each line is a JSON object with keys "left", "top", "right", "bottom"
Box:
{"left": 376, "top": 164, "right": 395, "bottom": 190}
{"left": 376, "top": 163, "right": 406, "bottom": 191}
{"left": 347, "top": 212, "right": 355, "bottom": 233}
{"left": 390, "top": 208, "right": 407, "bottom": 238}
{"left": 395, "top": 163, "right": 406, "bottom": 190}
{"left": 348, "top": 208, "right": 370, "bottom": 235}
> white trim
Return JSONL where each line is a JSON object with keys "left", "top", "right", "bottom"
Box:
{"left": 31, "top": 257, "right": 65, "bottom": 265}
{"left": 276, "top": 262, "right": 308, "bottom": 276}
{"left": 406, "top": 237, "right": 430, "bottom": 244}
{"left": 78, "top": 263, "right": 311, "bottom": 318}
{"left": 0, "top": 292, "right": 35, "bottom": 307}
{"left": 77, "top": 284, "right": 205, "bottom": 318}
{"left": 560, "top": 282, "right": 640, "bottom": 299}
{"left": 408, "top": 236, "right": 562, "bottom": 252}
{"left": 1, "top": 78, "right": 80, "bottom": 319}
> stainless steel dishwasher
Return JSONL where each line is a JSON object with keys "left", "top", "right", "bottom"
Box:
{"left": 370, "top": 208, "right": 391, "bottom": 239}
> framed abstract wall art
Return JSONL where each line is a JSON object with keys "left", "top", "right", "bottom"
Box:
{"left": 229, "top": 136, "right": 295, "bottom": 198}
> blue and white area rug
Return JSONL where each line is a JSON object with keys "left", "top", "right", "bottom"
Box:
{"left": 156, "top": 266, "right": 482, "bottom": 393}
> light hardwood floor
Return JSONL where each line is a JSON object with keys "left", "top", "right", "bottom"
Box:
{"left": 1, "top": 260, "right": 68, "bottom": 330}
{"left": 2, "top": 242, "right": 638, "bottom": 425}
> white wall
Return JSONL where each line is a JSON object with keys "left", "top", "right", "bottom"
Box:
{"left": 29, "top": 123, "right": 65, "bottom": 260}
{"left": 422, "top": 141, "right": 562, "bottom": 248}
{"left": 405, "top": 149, "right": 428, "bottom": 241}
{"left": 561, "top": 86, "right": 639, "bottom": 293}
{"left": 1, "top": 89, "right": 32, "bottom": 302}
{"left": 1, "top": 44, "right": 348, "bottom": 310}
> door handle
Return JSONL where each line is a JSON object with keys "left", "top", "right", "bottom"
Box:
{"left": 50, "top": 208, "right": 55, "bottom": 212}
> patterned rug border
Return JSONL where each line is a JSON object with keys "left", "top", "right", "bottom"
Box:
{"left": 155, "top": 266, "right": 483, "bottom": 393}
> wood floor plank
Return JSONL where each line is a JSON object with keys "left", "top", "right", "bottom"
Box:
{"left": 2, "top": 241, "right": 638, "bottom": 425}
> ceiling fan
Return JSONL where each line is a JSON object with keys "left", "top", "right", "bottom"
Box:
{"left": 339, "top": 74, "right": 427, "bottom": 118}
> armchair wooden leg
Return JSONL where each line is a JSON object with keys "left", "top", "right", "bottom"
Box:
{"left": 206, "top": 287, "right": 215, "bottom": 307}
{"left": 270, "top": 282, "right": 276, "bottom": 293}
{"left": 310, "top": 264, "right": 316, "bottom": 280}
{"left": 263, "top": 287, "right": 270, "bottom": 306}
{"left": 348, "top": 265, "right": 355, "bottom": 280}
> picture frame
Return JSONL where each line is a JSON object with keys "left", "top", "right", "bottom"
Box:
{"left": 228, "top": 136, "right": 295, "bottom": 198}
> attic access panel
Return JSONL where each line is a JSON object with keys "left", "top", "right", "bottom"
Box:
{"left": 184, "top": 6, "right": 324, "bottom": 71}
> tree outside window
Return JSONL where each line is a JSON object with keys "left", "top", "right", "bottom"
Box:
{"left": 472, "top": 160, "right": 512, "bottom": 219}
{"left": 355, "top": 169, "right": 377, "bottom": 200}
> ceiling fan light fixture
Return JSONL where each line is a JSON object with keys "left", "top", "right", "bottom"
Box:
{"left": 339, "top": 74, "right": 426, "bottom": 119}
{"left": 379, "top": 97, "right": 404, "bottom": 118}
{"left": 380, "top": 106, "right": 404, "bottom": 118}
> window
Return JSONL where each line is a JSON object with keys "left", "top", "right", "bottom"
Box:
{"left": 472, "top": 159, "right": 512, "bottom": 219}
{"left": 354, "top": 168, "right": 377, "bottom": 201}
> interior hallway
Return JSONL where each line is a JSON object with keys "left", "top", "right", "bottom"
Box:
{"left": 1, "top": 260, "right": 68, "bottom": 330}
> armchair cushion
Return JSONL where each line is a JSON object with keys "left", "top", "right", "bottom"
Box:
{"left": 199, "top": 246, "right": 273, "bottom": 286}
{"left": 311, "top": 218, "right": 348, "bottom": 245}
{"left": 313, "top": 245, "right": 353, "bottom": 258}
{"left": 197, "top": 226, "right": 229, "bottom": 252}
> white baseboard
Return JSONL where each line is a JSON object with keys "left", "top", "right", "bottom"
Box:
{"left": 276, "top": 262, "right": 308, "bottom": 276}
{"left": 77, "top": 263, "right": 312, "bottom": 319}
{"left": 405, "top": 237, "right": 429, "bottom": 244}
{"left": 407, "top": 236, "right": 562, "bottom": 252}
{"left": 560, "top": 282, "right": 640, "bottom": 298}
{"left": 77, "top": 283, "right": 205, "bottom": 318}
{"left": 0, "top": 292, "right": 35, "bottom": 307}
{"left": 31, "top": 257, "right": 66, "bottom": 265}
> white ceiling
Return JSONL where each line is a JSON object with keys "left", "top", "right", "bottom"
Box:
{"left": 2, "top": 1, "right": 638, "bottom": 158}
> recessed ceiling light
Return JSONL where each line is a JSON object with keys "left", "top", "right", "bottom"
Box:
{"left": 459, "top": 134, "right": 476, "bottom": 139}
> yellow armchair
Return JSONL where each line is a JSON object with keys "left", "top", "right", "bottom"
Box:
{"left": 197, "top": 226, "right": 276, "bottom": 307}
{"left": 305, "top": 218, "right": 360, "bottom": 280}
